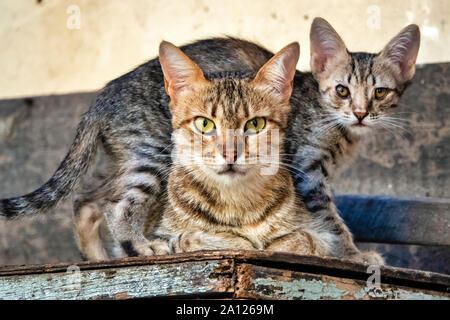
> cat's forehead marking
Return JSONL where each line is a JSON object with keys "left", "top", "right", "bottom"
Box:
{"left": 208, "top": 78, "right": 251, "bottom": 128}
{"left": 348, "top": 52, "right": 378, "bottom": 86}
{"left": 371, "top": 58, "right": 400, "bottom": 88}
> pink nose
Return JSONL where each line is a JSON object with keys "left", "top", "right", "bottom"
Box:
{"left": 353, "top": 111, "right": 368, "bottom": 121}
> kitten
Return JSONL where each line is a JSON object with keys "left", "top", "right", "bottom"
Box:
{"left": 284, "top": 18, "right": 420, "bottom": 263}
{"left": 0, "top": 18, "right": 420, "bottom": 264}
{"left": 146, "top": 41, "right": 331, "bottom": 256}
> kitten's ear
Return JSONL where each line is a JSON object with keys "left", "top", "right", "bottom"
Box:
{"left": 251, "top": 42, "right": 300, "bottom": 104}
{"left": 159, "top": 41, "right": 208, "bottom": 102}
{"left": 379, "top": 24, "right": 420, "bottom": 83}
{"left": 310, "top": 17, "right": 350, "bottom": 76}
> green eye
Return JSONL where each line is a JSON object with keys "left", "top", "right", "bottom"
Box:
{"left": 336, "top": 85, "right": 350, "bottom": 98}
{"left": 375, "top": 88, "right": 387, "bottom": 100}
{"left": 194, "top": 117, "right": 215, "bottom": 134}
{"left": 245, "top": 117, "right": 266, "bottom": 134}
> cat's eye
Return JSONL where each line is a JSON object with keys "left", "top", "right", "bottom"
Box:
{"left": 245, "top": 117, "right": 266, "bottom": 134}
{"left": 336, "top": 85, "right": 350, "bottom": 98}
{"left": 375, "top": 88, "right": 388, "bottom": 100}
{"left": 194, "top": 117, "right": 215, "bottom": 134}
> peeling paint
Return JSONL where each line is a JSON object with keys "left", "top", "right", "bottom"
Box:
{"left": 0, "top": 260, "right": 229, "bottom": 300}
{"left": 251, "top": 277, "right": 348, "bottom": 300}
{"left": 353, "top": 285, "right": 449, "bottom": 300}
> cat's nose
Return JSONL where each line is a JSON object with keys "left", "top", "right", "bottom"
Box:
{"left": 353, "top": 111, "right": 368, "bottom": 122}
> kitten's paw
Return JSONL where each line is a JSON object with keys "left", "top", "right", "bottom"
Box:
{"left": 148, "top": 239, "right": 172, "bottom": 256}
{"left": 170, "top": 231, "right": 204, "bottom": 253}
{"left": 349, "top": 251, "right": 385, "bottom": 266}
{"left": 132, "top": 239, "right": 171, "bottom": 256}
{"left": 131, "top": 243, "right": 155, "bottom": 257}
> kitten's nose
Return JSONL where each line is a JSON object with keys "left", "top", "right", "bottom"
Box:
{"left": 353, "top": 111, "right": 368, "bottom": 122}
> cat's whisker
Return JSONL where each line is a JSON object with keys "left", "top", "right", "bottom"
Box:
{"left": 313, "top": 119, "right": 344, "bottom": 138}
{"left": 372, "top": 121, "right": 409, "bottom": 140}
{"left": 377, "top": 117, "right": 411, "bottom": 127}
{"left": 376, "top": 119, "right": 410, "bottom": 132}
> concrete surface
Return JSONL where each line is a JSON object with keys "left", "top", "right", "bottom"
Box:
{"left": 0, "top": 0, "right": 449, "bottom": 98}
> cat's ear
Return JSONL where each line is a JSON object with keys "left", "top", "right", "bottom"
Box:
{"left": 310, "top": 17, "right": 350, "bottom": 76}
{"left": 379, "top": 24, "right": 420, "bottom": 83}
{"left": 159, "top": 41, "right": 208, "bottom": 102}
{"left": 251, "top": 42, "right": 300, "bottom": 104}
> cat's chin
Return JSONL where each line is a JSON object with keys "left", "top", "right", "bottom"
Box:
{"left": 218, "top": 170, "right": 246, "bottom": 178}
{"left": 216, "top": 167, "right": 247, "bottom": 178}
{"left": 348, "top": 123, "right": 372, "bottom": 136}
{"left": 207, "top": 166, "right": 250, "bottom": 184}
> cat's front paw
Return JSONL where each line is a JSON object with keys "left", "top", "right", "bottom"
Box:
{"left": 170, "top": 231, "right": 204, "bottom": 253}
{"left": 132, "top": 239, "right": 171, "bottom": 256}
{"left": 348, "top": 251, "right": 385, "bottom": 266}
{"left": 148, "top": 239, "right": 172, "bottom": 255}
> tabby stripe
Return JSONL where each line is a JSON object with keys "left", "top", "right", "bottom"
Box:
{"left": 242, "top": 101, "right": 249, "bottom": 118}
{"left": 304, "top": 159, "right": 321, "bottom": 173}
{"left": 339, "top": 127, "right": 353, "bottom": 144}
{"left": 177, "top": 169, "right": 219, "bottom": 208}
{"left": 183, "top": 179, "right": 219, "bottom": 208}
{"left": 131, "top": 184, "right": 158, "bottom": 195}
{"left": 323, "top": 215, "right": 345, "bottom": 234}
{"left": 334, "top": 142, "right": 344, "bottom": 156}
{"left": 350, "top": 57, "right": 356, "bottom": 74}
{"left": 211, "top": 103, "right": 217, "bottom": 118}
{"left": 121, "top": 129, "right": 143, "bottom": 136}
{"left": 267, "top": 119, "right": 285, "bottom": 130}
{"left": 367, "top": 99, "right": 373, "bottom": 112}
{"left": 120, "top": 241, "right": 139, "bottom": 257}
{"left": 368, "top": 59, "right": 374, "bottom": 78}
{"left": 134, "top": 165, "right": 161, "bottom": 177}
{"left": 321, "top": 163, "right": 329, "bottom": 178}
{"left": 304, "top": 159, "right": 328, "bottom": 178}
{"left": 300, "top": 181, "right": 332, "bottom": 213}
{"left": 308, "top": 202, "right": 330, "bottom": 213}
{"left": 259, "top": 184, "right": 290, "bottom": 222}
{"left": 172, "top": 190, "right": 233, "bottom": 226}
{"left": 327, "top": 147, "right": 336, "bottom": 162}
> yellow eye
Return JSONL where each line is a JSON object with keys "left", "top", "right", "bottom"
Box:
{"left": 194, "top": 117, "right": 215, "bottom": 134}
{"left": 245, "top": 117, "right": 266, "bottom": 134}
{"left": 375, "top": 88, "right": 388, "bottom": 100}
{"left": 336, "top": 85, "right": 350, "bottom": 98}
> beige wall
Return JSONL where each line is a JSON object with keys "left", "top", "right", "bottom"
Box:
{"left": 0, "top": 0, "right": 448, "bottom": 99}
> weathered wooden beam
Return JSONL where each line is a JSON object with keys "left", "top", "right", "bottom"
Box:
{"left": 0, "top": 259, "right": 234, "bottom": 300}
{"left": 336, "top": 195, "right": 450, "bottom": 246}
{"left": 0, "top": 250, "right": 449, "bottom": 300}
{"left": 235, "top": 264, "right": 449, "bottom": 300}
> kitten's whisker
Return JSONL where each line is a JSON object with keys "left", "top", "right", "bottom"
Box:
{"left": 374, "top": 121, "right": 409, "bottom": 140}
{"left": 313, "top": 119, "right": 343, "bottom": 138}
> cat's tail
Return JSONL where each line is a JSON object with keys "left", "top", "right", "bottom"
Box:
{"left": 0, "top": 113, "right": 99, "bottom": 219}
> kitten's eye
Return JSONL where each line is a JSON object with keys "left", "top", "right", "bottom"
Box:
{"left": 245, "top": 117, "right": 266, "bottom": 134}
{"left": 375, "top": 88, "right": 388, "bottom": 100}
{"left": 194, "top": 117, "right": 215, "bottom": 134}
{"left": 336, "top": 85, "right": 350, "bottom": 98}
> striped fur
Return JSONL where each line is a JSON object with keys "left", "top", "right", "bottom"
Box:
{"left": 0, "top": 116, "right": 99, "bottom": 218}
{"left": 151, "top": 43, "right": 332, "bottom": 256}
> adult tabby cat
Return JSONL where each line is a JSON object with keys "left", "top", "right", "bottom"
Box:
{"left": 145, "top": 41, "right": 331, "bottom": 256}
{"left": 0, "top": 18, "right": 420, "bottom": 264}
